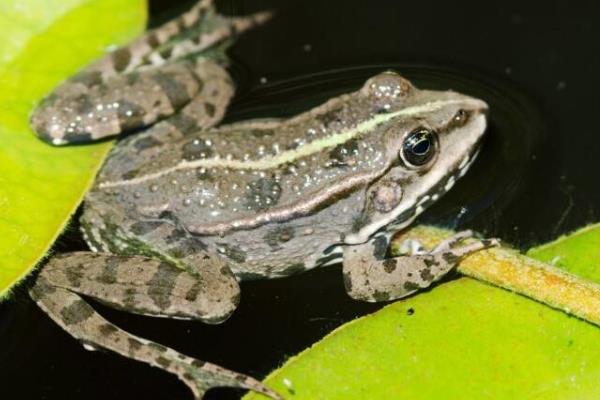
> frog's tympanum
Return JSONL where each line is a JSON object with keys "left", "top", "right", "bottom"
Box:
{"left": 29, "top": 1, "right": 497, "bottom": 398}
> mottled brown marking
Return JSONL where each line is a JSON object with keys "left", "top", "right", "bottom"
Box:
{"left": 127, "top": 338, "right": 143, "bottom": 355}
{"left": 382, "top": 258, "right": 397, "bottom": 273}
{"left": 204, "top": 102, "right": 216, "bottom": 117}
{"left": 195, "top": 168, "right": 214, "bottom": 181}
{"left": 352, "top": 213, "right": 371, "bottom": 233}
{"left": 190, "top": 74, "right": 204, "bottom": 92}
{"left": 372, "top": 290, "right": 391, "bottom": 302}
{"left": 167, "top": 237, "right": 208, "bottom": 258}
{"left": 158, "top": 45, "right": 173, "bottom": 60}
{"left": 420, "top": 268, "right": 435, "bottom": 282}
{"left": 126, "top": 72, "right": 140, "bottom": 85}
{"left": 168, "top": 113, "right": 198, "bottom": 134}
{"left": 65, "top": 265, "right": 84, "bottom": 288}
{"left": 165, "top": 227, "right": 186, "bottom": 244}
{"left": 328, "top": 138, "right": 358, "bottom": 167}
{"left": 134, "top": 136, "right": 163, "bottom": 151}
{"left": 217, "top": 243, "right": 247, "bottom": 263}
{"left": 123, "top": 288, "right": 137, "bottom": 309}
{"left": 244, "top": 177, "right": 282, "bottom": 211}
{"left": 70, "top": 70, "right": 103, "bottom": 87}
{"left": 442, "top": 252, "right": 459, "bottom": 264}
{"left": 403, "top": 281, "right": 420, "bottom": 292}
{"left": 130, "top": 220, "right": 164, "bottom": 236}
{"left": 264, "top": 226, "right": 295, "bottom": 250}
{"left": 98, "top": 256, "right": 120, "bottom": 285}
{"left": 98, "top": 323, "right": 119, "bottom": 336}
{"left": 342, "top": 271, "right": 353, "bottom": 292}
{"left": 74, "top": 94, "right": 95, "bottom": 114}
{"left": 146, "top": 32, "right": 160, "bottom": 48}
{"left": 149, "top": 343, "right": 168, "bottom": 353}
{"left": 184, "top": 281, "right": 203, "bottom": 302}
{"left": 156, "top": 356, "right": 171, "bottom": 368}
{"left": 117, "top": 100, "right": 146, "bottom": 129}
{"left": 147, "top": 262, "right": 181, "bottom": 310}
{"left": 121, "top": 169, "right": 139, "bottom": 179}
{"left": 60, "top": 299, "right": 94, "bottom": 325}
{"left": 229, "top": 24, "right": 239, "bottom": 38}
{"left": 249, "top": 129, "right": 274, "bottom": 138}
{"left": 423, "top": 257, "right": 437, "bottom": 268}
{"left": 112, "top": 47, "right": 132, "bottom": 72}
{"left": 153, "top": 72, "right": 190, "bottom": 107}
{"left": 182, "top": 138, "right": 213, "bottom": 160}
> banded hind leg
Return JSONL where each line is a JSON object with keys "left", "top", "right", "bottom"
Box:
{"left": 30, "top": 0, "right": 271, "bottom": 144}
{"left": 30, "top": 252, "right": 281, "bottom": 399}
{"left": 343, "top": 231, "right": 499, "bottom": 302}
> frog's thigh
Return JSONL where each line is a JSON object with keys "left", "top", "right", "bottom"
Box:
{"left": 30, "top": 252, "right": 281, "bottom": 399}
{"left": 342, "top": 233, "right": 498, "bottom": 302}
{"left": 38, "top": 252, "right": 239, "bottom": 323}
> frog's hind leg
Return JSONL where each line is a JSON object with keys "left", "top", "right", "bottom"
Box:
{"left": 343, "top": 231, "right": 499, "bottom": 302}
{"left": 30, "top": 0, "right": 270, "bottom": 145}
{"left": 30, "top": 252, "right": 281, "bottom": 399}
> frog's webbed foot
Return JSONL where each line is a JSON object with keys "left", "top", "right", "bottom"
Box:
{"left": 343, "top": 230, "right": 500, "bottom": 302}
{"left": 29, "top": 252, "right": 281, "bottom": 399}
{"left": 30, "top": 0, "right": 271, "bottom": 145}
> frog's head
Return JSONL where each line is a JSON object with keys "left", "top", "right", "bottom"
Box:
{"left": 345, "top": 71, "right": 488, "bottom": 244}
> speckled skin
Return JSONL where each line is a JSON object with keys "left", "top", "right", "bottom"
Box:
{"left": 83, "top": 73, "right": 489, "bottom": 280}
{"left": 28, "top": 1, "right": 496, "bottom": 399}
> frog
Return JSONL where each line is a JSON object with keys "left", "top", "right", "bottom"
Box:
{"left": 28, "top": 0, "right": 498, "bottom": 398}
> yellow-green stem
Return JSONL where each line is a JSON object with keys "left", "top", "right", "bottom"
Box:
{"left": 392, "top": 225, "right": 600, "bottom": 326}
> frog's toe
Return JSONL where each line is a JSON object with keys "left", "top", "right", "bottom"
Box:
{"left": 30, "top": 94, "right": 102, "bottom": 145}
{"left": 182, "top": 362, "right": 283, "bottom": 400}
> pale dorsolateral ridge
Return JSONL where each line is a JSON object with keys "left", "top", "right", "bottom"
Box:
{"left": 98, "top": 99, "right": 472, "bottom": 189}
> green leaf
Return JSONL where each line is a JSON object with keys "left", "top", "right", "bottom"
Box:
{"left": 0, "top": 0, "right": 147, "bottom": 299}
{"left": 527, "top": 223, "right": 600, "bottom": 281}
{"left": 245, "top": 224, "right": 600, "bottom": 399}
{"left": 246, "top": 279, "right": 600, "bottom": 400}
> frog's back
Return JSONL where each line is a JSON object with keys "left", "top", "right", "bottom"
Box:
{"left": 89, "top": 89, "right": 389, "bottom": 237}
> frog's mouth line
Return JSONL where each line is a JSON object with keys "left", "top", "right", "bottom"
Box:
{"left": 344, "top": 113, "right": 486, "bottom": 244}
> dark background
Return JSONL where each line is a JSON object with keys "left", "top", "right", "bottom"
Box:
{"left": 1, "top": 0, "right": 599, "bottom": 399}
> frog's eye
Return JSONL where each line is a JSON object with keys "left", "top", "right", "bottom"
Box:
{"left": 400, "top": 128, "right": 438, "bottom": 167}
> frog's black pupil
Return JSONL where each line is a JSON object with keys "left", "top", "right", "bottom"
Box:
{"left": 412, "top": 138, "right": 430, "bottom": 155}
{"left": 401, "top": 128, "right": 437, "bottom": 166}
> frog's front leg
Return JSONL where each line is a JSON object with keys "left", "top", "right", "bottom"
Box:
{"left": 30, "top": 252, "right": 281, "bottom": 400}
{"left": 343, "top": 231, "right": 499, "bottom": 302}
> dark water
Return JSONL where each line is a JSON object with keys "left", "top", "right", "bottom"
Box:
{"left": 2, "top": 0, "right": 599, "bottom": 399}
